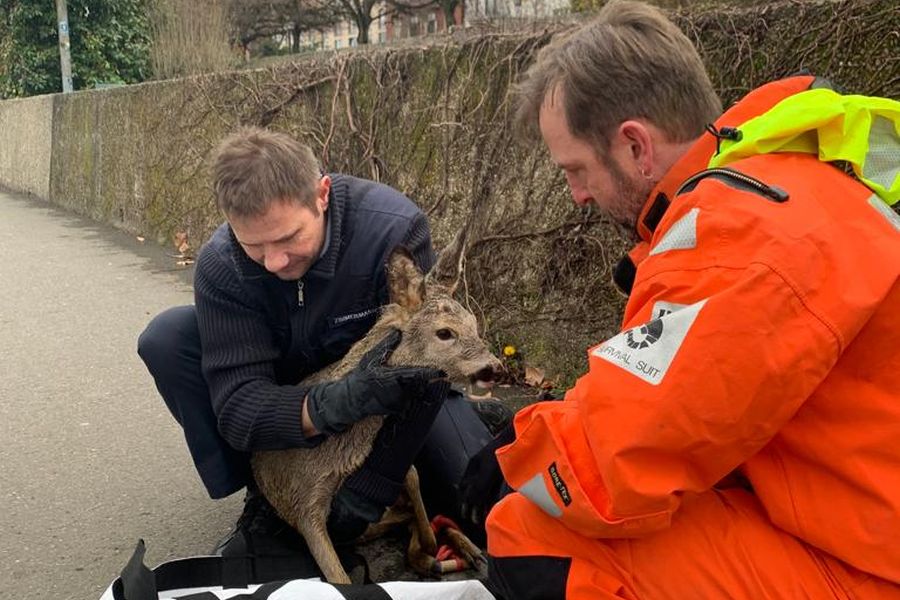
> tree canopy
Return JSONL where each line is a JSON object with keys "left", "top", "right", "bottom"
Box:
{"left": 0, "top": 0, "right": 151, "bottom": 98}
{"left": 324, "top": 0, "right": 438, "bottom": 45}
{"left": 229, "top": 0, "right": 343, "bottom": 52}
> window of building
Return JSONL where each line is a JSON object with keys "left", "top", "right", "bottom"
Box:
{"left": 335, "top": 39, "right": 343, "bottom": 49}
{"left": 427, "top": 12, "right": 437, "bottom": 33}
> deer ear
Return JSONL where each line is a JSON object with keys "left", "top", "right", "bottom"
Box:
{"left": 386, "top": 246, "right": 426, "bottom": 311}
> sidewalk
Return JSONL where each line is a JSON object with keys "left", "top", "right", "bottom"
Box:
{"left": 0, "top": 189, "right": 240, "bottom": 599}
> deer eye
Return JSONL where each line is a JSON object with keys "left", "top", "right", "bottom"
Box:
{"left": 435, "top": 328, "right": 456, "bottom": 341}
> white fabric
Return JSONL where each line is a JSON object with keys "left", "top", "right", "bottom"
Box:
{"left": 649, "top": 208, "right": 699, "bottom": 256}
{"left": 378, "top": 581, "right": 495, "bottom": 600}
{"left": 100, "top": 577, "right": 495, "bottom": 600}
{"left": 868, "top": 194, "right": 900, "bottom": 232}
{"left": 518, "top": 471, "right": 563, "bottom": 518}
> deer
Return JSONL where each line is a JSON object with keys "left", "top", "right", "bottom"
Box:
{"left": 251, "top": 247, "right": 503, "bottom": 584}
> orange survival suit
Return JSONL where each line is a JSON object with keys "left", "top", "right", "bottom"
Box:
{"left": 486, "top": 75, "right": 900, "bottom": 599}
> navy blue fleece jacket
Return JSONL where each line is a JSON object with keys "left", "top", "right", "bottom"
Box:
{"left": 193, "top": 174, "right": 435, "bottom": 452}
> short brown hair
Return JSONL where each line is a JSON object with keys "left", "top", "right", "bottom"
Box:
{"left": 212, "top": 126, "right": 321, "bottom": 218}
{"left": 515, "top": 0, "right": 721, "bottom": 150}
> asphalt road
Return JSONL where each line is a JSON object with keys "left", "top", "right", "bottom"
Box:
{"left": 0, "top": 189, "right": 241, "bottom": 599}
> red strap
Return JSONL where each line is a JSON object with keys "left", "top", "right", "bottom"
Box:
{"left": 429, "top": 515, "right": 470, "bottom": 573}
{"left": 430, "top": 514, "right": 462, "bottom": 535}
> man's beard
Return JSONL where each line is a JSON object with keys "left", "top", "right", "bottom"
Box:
{"left": 603, "top": 157, "right": 656, "bottom": 243}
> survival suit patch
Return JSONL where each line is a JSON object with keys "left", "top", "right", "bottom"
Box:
{"left": 592, "top": 299, "right": 707, "bottom": 385}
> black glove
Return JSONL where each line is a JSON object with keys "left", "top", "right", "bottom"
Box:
{"left": 459, "top": 422, "right": 516, "bottom": 525}
{"left": 306, "top": 329, "right": 447, "bottom": 436}
{"left": 328, "top": 380, "right": 452, "bottom": 545}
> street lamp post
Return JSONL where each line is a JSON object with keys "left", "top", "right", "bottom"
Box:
{"left": 55, "top": 0, "right": 73, "bottom": 93}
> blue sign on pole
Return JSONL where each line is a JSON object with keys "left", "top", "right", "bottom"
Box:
{"left": 59, "top": 21, "right": 69, "bottom": 35}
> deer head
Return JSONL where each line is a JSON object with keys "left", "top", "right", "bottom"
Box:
{"left": 380, "top": 247, "right": 501, "bottom": 391}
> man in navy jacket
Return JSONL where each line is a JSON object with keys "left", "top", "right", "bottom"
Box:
{"left": 138, "top": 127, "right": 504, "bottom": 559}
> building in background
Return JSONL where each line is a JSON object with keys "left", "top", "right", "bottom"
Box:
{"left": 466, "top": 0, "right": 570, "bottom": 21}
{"left": 301, "top": 20, "right": 362, "bottom": 50}
{"left": 296, "top": 0, "right": 569, "bottom": 51}
{"left": 386, "top": 3, "right": 465, "bottom": 40}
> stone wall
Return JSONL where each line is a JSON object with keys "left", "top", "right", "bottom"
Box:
{"left": 1, "top": 0, "right": 896, "bottom": 384}
{"left": 0, "top": 94, "right": 53, "bottom": 198}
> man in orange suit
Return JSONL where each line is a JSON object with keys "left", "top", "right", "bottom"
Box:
{"left": 478, "top": 1, "right": 900, "bottom": 597}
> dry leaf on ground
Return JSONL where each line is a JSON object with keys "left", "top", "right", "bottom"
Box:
{"left": 524, "top": 366, "right": 545, "bottom": 388}
{"left": 174, "top": 231, "right": 190, "bottom": 255}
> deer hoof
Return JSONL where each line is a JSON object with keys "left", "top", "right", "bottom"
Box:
{"left": 443, "top": 527, "right": 486, "bottom": 568}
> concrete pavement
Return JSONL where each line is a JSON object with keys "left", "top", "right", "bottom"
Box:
{"left": 0, "top": 189, "right": 240, "bottom": 599}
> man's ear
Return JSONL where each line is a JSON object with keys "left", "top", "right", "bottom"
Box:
{"left": 617, "top": 120, "right": 655, "bottom": 177}
{"left": 317, "top": 175, "right": 331, "bottom": 212}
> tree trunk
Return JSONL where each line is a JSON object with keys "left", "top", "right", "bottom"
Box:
{"left": 441, "top": 1, "right": 457, "bottom": 28}
{"left": 356, "top": 15, "right": 371, "bottom": 44}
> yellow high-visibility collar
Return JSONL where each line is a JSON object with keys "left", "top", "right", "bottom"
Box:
{"left": 709, "top": 88, "right": 900, "bottom": 206}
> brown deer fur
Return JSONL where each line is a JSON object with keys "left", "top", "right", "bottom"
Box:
{"left": 251, "top": 248, "right": 502, "bottom": 584}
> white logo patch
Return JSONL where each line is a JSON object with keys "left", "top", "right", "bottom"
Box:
{"left": 593, "top": 299, "right": 707, "bottom": 385}
{"left": 649, "top": 208, "right": 699, "bottom": 256}
{"left": 651, "top": 300, "right": 689, "bottom": 320}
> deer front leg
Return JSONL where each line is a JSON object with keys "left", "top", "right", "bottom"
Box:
{"left": 405, "top": 466, "right": 437, "bottom": 556}
{"left": 439, "top": 525, "right": 486, "bottom": 572}
{"left": 406, "top": 466, "right": 487, "bottom": 576}
{"left": 404, "top": 466, "right": 444, "bottom": 576}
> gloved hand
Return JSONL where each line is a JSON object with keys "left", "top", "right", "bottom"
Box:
{"left": 459, "top": 422, "right": 516, "bottom": 525}
{"left": 306, "top": 329, "right": 447, "bottom": 436}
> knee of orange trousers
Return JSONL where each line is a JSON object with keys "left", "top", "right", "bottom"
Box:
{"left": 486, "top": 493, "right": 638, "bottom": 600}
{"left": 486, "top": 488, "right": 895, "bottom": 600}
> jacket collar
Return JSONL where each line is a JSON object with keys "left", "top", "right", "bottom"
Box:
{"left": 306, "top": 173, "right": 346, "bottom": 279}
{"left": 227, "top": 173, "right": 347, "bottom": 281}
{"left": 635, "top": 136, "right": 715, "bottom": 242}
{"left": 634, "top": 75, "right": 817, "bottom": 243}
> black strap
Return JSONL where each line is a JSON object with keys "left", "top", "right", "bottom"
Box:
{"left": 174, "top": 582, "right": 396, "bottom": 600}
{"left": 118, "top": 540, "right": 156, "bottom": 600}
{"left": 115, "top": 540, "right": 325, "bottom": 599}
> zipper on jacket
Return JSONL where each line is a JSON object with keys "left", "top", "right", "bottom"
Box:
{"left": 676, "top": 167, "right": 790, "bottom": 203}
{"left": 297, "top": 280, "right": 305, "bottom": 307}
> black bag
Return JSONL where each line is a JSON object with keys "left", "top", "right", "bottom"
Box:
{"left": 101, "top": 540, "right": 495, "bottom": 600}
